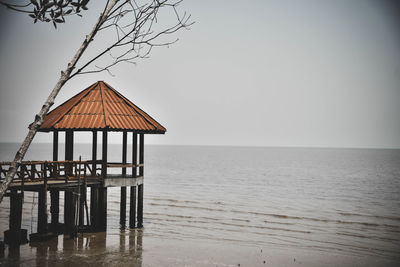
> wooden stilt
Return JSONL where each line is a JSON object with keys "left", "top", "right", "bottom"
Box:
{"left": 98, "top": 130, "right": 108, "bottom": 231}
{"left": 50, "top": 190, "right": 59, "bottom": 230}
{"left": 64, "top": 190, "right": 75, "bottom": 234}
{"left": 120, "top": 187, "right": 126, "bottom": 227}
{"left": 90, "top": 186, "right": 98, "bottom": 230}
{"left": 4, "top": 190, "right": 27, "bottom": 246}
{"left": 38, "top": 165, "right": 48, "bottom": 234}
{"left": 37, "top": 188, "right": 47, "bottom": 234}
{"left": 137, "top": 185, "right": 143, "bottom": 228}
{"left": 65, "top": 130, "right": 74, "bottom": 161}
{"left": 102, "top": 130, "right": 107, "bottom": 178}
{"left": 79, "top": 186, "right": 85, "bottom": 227}
{"left": 64, "top": 130, "right": 74, "bottom": 234}
{"left": 50, "top": 131, "right": 60, "bottom": 230}
{"left": 98, "top": 187, "right": 107, "bottom": 231}
{"left": 129, "top": 186, "right": 136, "bottom": 228}
{"left": 137, "top": 134, "right": 144, "bottom": 228}
{"left": 92, "top": 131, "right": 97, "bottom": 176}
{"left": 90, "top": 131, "right": 98, "bottom": 230}
{"left": 120, "top": 132, "right": 127, "bottom": 226}
{"left": 130, "top": 133, "right": 138, "bottom": 228}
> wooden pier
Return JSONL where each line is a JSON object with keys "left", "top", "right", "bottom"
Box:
{"left": 0, "top": 81, "right": 166, "bottom": 246}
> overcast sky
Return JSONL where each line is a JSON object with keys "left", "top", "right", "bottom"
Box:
{"left": 0, "top": 0, "right": 399, "bottom": 148}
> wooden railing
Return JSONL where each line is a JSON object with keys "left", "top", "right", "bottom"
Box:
{"left": 0, "top": 160, "right": 144, "bottom": 185}
{"left": 0, "top": 160, "right": 93, "bottom": 183}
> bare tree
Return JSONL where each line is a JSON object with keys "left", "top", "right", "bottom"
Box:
{"left": 0, "top": 0, "right": 192, "bottom": 202}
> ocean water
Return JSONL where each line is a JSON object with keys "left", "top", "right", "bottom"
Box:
{"left": 0, "top": 143, "right": 400, "bottom": 265}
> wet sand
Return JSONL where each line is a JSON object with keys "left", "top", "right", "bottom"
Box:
{"left": 0, "top": 228, "right": 398, "bottom": 267}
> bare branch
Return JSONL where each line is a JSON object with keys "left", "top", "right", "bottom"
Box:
{"left": 71, "top": 0, "right": 193, "bottom": 78}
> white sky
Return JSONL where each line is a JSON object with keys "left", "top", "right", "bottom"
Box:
{"left": 0, "top": 0, "right": 399, "bottom": 148}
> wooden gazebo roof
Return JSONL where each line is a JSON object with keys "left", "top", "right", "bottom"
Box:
{"left": 38, "top": 81, "right": 166, "bottom": 133}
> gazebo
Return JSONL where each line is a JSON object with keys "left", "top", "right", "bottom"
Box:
{"left": 2, "top": 81, "right": 166, "bottom": 244}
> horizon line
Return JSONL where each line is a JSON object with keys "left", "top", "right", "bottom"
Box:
{"left": 0, "top": 141, "right": 398, "bottom": 150}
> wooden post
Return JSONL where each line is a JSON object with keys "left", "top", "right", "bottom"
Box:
{"left": 53, "top": 131, "right": 59, "bottom": 161}
{"left": 50, "top": 190, "right": 59, "bottom": 230}
{"left": 4, "top": 190, "right": 27, "bottom": 246}
{"left": 50, "top": 131, "right": 59, "bottom": 229}
{"left": 92, "top": 131, "right": 97, "bottom": 176}
{"left": 137, "top": 134, "right": 144, "bottom": 228}
{"left": 129, "top": 133, "right": 137, "bottom": 228}
{"left": 90, "top": 186, "right": 98, "bottom": 230}
{"left": 120, "top": 131, "right": 127, "bottom": 227}
{"left": 38, "top": 164, "right": 48, "bottom": 234}
{"left": 9, "top": 190, "right": 23, "bottom": 234}
{"left": 102, "top": 130, "right": 107, "bottom": 178}
{"left": 122, "top": 131, "right": 127, "bottom": 176}
{"left": 90, "top": 131, "right": 98, "bottom": 230}
{"left": 129, "top": 187, "right": 136, "bottom": 228}
{"left": 64, "top": 131, "right": 74, "bottom": 233}
{"left": 98, "top": 130, "right": 108, "bottom": 231}
{"left": 98, "top": 187, "right": 107, "bottom": 231}
{"left": 139, "top": 134, "right": 144, "bottom": 177}
{"left": 65, "top": 130, "right": 74, "bottom": 161}
{"left": 79, "top": 187, "right": 85, "bottom": 227}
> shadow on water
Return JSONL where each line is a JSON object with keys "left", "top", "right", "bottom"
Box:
{"left": 1, "top": 229, "right": 143, "bottom": 266}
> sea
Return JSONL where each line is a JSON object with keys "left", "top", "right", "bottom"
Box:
{"left": 0, "top": 143, "right": 399, "bottom": 266}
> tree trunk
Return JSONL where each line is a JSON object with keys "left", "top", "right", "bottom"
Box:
{"left": 0, "top": 0, "right": 119, "bottom": 203}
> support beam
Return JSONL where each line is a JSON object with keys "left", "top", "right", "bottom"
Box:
{"left": 79, "top": 187, "right": 85, "bottom": 227}
{"left": 102, "top": 130, "right": 108, "bottom": 178}
{"left": 64, "top": 190, "right": 74, "bottom": 234}
{"left": 137, "top": 134, "right": 144, "bottom": 228}
{"left": 139, "top": 134, "right": 144, "bottom": 177}
{"left": 4, "top": 190, "right": 27, "bottom": 246}
{"left": 120, "top": 132, "right": 127, "bottom": 227}
{"left": 38, "top": 165, "right": 48, "bottom": 234}
{"left": 98, "top": 130, "right": 108, "bottom": 231}
{"left": 132, "top": 133, "right": 137, "bottom": 177}
{"left": 122, "top": 131, "right": 127, "bottom": 175}
{"left": 92, "top": 131, "right": 97, "bottom": 176}
{"left": 53, "top": 131, "right": 58, "bottom": 161}
{"left": 137, "top": 185, "right": 143, "bottom": 228}
{"left": 129, "top": 186, "right": 136, "bottom": 228}
{"left": 65, "top": 130, "right": 74, "bottom": 161}
{"left": 65, "top": 130, "right": 74, "bottom": 234}
{"left": 37, "top": 188, "right": 47, "bottom": 234}
{"left": 50, "top": 190, "right": 59, "bottom": 230}
{"left": 130, "top": 133, "right": 138, "bottom": 228}
{"left": 51, "top": 131, "right": 59, "bottom": 229}
{"left": 90, "top": 186, "right": 98, "bottom": 230}
{"left": 98, "top": 187, "right": 107, "bottom": 231}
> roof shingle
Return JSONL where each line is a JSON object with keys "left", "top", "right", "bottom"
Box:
{"left": 39, "top": 81, "right": 166, "bottom": 134}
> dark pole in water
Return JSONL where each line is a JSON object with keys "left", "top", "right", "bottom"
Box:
{"left": 90, "top": 131, "right": 98, "bottom": 230}
{"left": 64, "top": 130, "right": 74, "bottom": 234}
{"left": 4, "top": 189, "right": 26, "bottom": 246}
{"left": 37, "top": 163, "right": 48, "bottom": 234}
{"left": 120, "top": 131, "right": 127, "bottom": 227}
{"left": 98, "top": 130, "right": 108, "bottom": 231}
{"left": 129, "top": 133, "right": 137, "bottom": 228}
{"left": 50, "top": 131, "right": 59, "bottom": 230}
{"left": 137, "top": 134, "right": 144, "bottom": 228}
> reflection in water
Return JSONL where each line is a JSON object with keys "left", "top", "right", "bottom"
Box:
{"left": 1, "top": 229, "right": 143, "bottom": 266}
